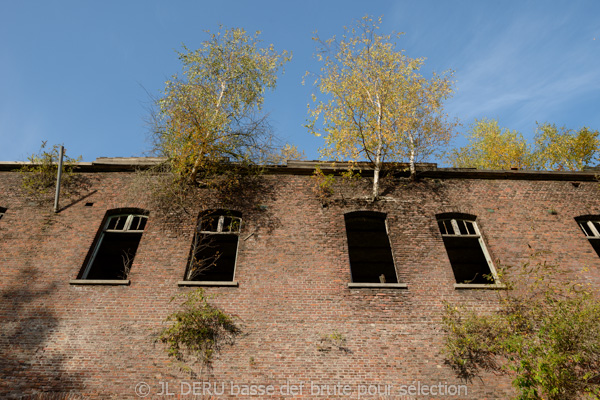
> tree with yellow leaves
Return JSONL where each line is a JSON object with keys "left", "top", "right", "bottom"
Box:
{"left": 153, "top": 27, "right": 290, "bottom": 184}
{"left": 446, "top": 119, "right": 534, "bottom": 170}
{"left": 447, "top": 119, "right": 600, "bottom": 171}
{"left": 534, "top": 123, "right": 600, "bottom": 171}
{"left": 306, "top": 16, "right": 456, "bottom": 199}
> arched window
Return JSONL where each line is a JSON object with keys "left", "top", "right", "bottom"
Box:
{"left": 79, "top": 209, "right": 148, "bottom": 280}
{"left": 344, "top": 211, "right": 398, "bottom": 284}
{"left": 576, "top": 216, "right": 600, "bottom": 257}
{"left": 437, "top": 213, "right": 496, "bottom": 284}
{"left": 185, "top": 209, "right": 241, "bottom": 282}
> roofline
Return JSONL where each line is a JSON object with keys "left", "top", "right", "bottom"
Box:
{"left": 1, "top": 157, "right": 598, "bottom": 182}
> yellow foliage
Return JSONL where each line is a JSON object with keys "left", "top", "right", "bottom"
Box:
{"left": 447, "top": 119, "right": 600, "bottom": 171}
{"left": 154, "top": 27, "right": 290, "bottom": 183}
{"left": 447, "top": 119, "right": 534, "bottom": 170}
{"left": 306, "top": 16, "right": 456, "bottom": 198}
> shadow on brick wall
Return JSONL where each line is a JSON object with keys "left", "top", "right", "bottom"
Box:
{"left": 0, "top": 267, "right": 83, "bottom": 398}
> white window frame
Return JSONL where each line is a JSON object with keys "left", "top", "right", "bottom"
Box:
{"left": 81, "top": 213, "right": 148, "bottom": 279}
{"left": 199, "top": 215, "right": 242, "bottom": 235}
{"left": 579, "top": 220, "right": 600, "bottom": 238}
{"left": 438, "top": 217, "right": 500, "bottom": 287}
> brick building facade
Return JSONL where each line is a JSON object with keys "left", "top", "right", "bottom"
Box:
{"left": 1, "top": 158, "right": 600, "bottom": 399}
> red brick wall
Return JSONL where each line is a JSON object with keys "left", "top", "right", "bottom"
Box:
{"left": 1, "top": 170, "right": 599, "bottom": 399}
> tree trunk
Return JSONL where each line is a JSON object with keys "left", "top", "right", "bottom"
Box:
{"left": 372, "top": 96, "right": 383, "bottom": 200}
{"left": 372, "top": 139, "right": 382, "bottom": 200}
{"left": 372, "top": 162, "right": 380, "bottom": 200}
{"left": 409, "top": 132, "right": 416, "bottom": 180}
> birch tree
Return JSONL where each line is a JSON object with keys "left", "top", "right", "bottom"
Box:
{"left": 153, "top": 27, "right": 290, "bottom": 184}
{"left": 534, "top": 123, "right": 600, "bottom": 171}
{"left": 447, "top": 119, "right": 600, "bottom": 171}
{"left": 446, "top": 119, "right": 535, "bottom": 170}
{"left": 306, "top": 16, "right": 456, "bottom": 199}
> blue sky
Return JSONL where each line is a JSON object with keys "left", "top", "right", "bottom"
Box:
{"left": 1, "top": 1, "right": 599, "bottom": 163}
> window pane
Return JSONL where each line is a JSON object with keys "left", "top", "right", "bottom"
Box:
{"left": 80, "top": 211, "right": 149, "bottom": 280}
{"left": 465, "top": 221, "right": 476, "bottom": 235}
{"left": 438, "top": 220, "right": 448, "bottom": 235}
{"left": 86, "top": 232, "right": 143, "bottom": 279}
{"left": 114, "top": 216, "right": 127, "bottom": 231}
{"left": 457, "top": 220, "right": 468, "bottom": 235}
{"left": 589, "top": 239, "right": 600, "bottom": 258}
{"left": 201, "top": 215, "right": 220, "bottom": 232}
{"left": 220, "top": 216, "right": 240, "bottom": 233}
{"left": 345, "top": 214, "right": 398, "bottom": 283}
{"left": 127, "top": 216, "right": 147, "bottom": 231}
{"left": 442, "top": 236, "right": 494, "bottom": 284}
{"left": 592, "top": 222, "right": 600, "bottom": 237}
{"left": 580, "top": 222, "right": 593, "bottom": 237}
{"left": 107, "top": 216, "right": 119, "bottom": 230}
{"left": 187, "top": 234, "right": 238, "bottom": 281}
{"left": 136, "top": 217, "right": 147, "bottom": 231}
{"left": 130, "top": 216, "right": 141, "bottom": 230}
{"left": 443, "top": 220, "right": 454, "bottom": 235}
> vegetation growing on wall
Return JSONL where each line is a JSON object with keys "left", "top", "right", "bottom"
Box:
{"left": 151, "top": 26, "right": 290, "bottom": 185}
{"left": 20, "top": 141, "right": 82, "bottom": 201}
{"left": 317, "top": 330, "right": 349, "bottom": 353}
{"left": 306, "top": 15, "right": 456, "bottom": 199}
{"left": 310, "top": 166, "right": 335, "bottom": 201}
{"left": 443, "top": 258, "right": 600, "bottom": 400}
{"left": 159, "top": 289, "right": 241, "bottom": 374}
{"left": 138, "top": 26, "right": 297, "bottom": 225}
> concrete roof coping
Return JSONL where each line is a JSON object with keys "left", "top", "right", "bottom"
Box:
{"left": 1, "top": 157, "right": 599, "bottom": 181}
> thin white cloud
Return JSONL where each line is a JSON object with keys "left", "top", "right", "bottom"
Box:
{"left": 443, "top": 4, "right": 600, "bottom": 132}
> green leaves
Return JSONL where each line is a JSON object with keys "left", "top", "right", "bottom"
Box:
{"left": 307, "top": 15, "right": 456, "bottom": 198}
{"left": 20, "top": 141, "right": 82, "bottom": 200}
{"left": 443, "top": 260, "right": 600, "bottom": 399}
{"left": 447, "top": 119, "right": 600, "bottom": 171}
{"left": 154, "top": 27, "right": 290, "bottom": 184}
{"left": 159, "top": 289, "right": 241, "bottom": 371}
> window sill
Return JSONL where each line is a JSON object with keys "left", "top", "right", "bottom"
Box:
{"left": 347, "top": 283, "right": 408, "bottom": 289}
{"left": 70, "top": 279, "right": 130, "bottom": 285}
{"left": 178, "top": 281, "right": 239, "bottom": 287}
{"left": 454, "top": 283, "right": 507, "bottom": 290}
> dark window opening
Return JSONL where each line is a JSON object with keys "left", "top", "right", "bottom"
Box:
{"left": 0, "top": 207, "right": 6, "bottom": 220}
{"left": 588, "top": 239, "right": 600, "bottom": 258}
{"left": 437, "top": 215, "right": 496, "bottom": 284}
{"left": 344, "top": 211, "right": 398, "bottom": 284}
{"left": 577, "top": 218, "right": 600, "bottom": 258}
{"left": 80, "top": 211, "right": 148, "bottom": 280}
{"left": 185, "top": 210, "right": 241, "bottom": 282}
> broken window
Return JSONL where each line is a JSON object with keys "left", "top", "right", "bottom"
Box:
{"left": 185, "top": 210, "right": 241, "bottom": 282}
{"left": 576, "top": 217, "right": 600, "bottom": 257}
{"left": 0, "top": 207, "right": 5, "bottom": 220}
{"left": 79, "top": 210, "right": 148, "bottom": 280}
{"left": 437, "top": 214, "right": 496, "bottom": 284}
{"left": 344, "top": 211, "right": 398, "bottom": 284}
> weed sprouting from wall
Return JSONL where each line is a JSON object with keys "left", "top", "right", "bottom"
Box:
{"left": 159, "top": 289, "right": 241, "bottom": 375}
{"left": 20, "top": 141, "right": 83, "bottom": 202}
